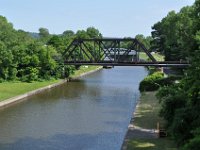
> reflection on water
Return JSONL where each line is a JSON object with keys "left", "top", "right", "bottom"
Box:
{"left": 0, "top": 67, "right": 147, "bottom": 150}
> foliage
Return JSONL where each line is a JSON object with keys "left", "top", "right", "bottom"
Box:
{"left": 182, "top": 129, "right": 200, "bottom": 150}
{"left": 86, "top": 27, "right": 102, "bottom": 38}
{"left": 182, "top": 136, "right": 200, "bottom": 150}
{"left": 127, "top": 92, "right": 177, "bottom": 150}
{"left": 62, "top": 30, "right": 75, "bottom": 37}
{"left": 0, "top": 15, "right": 102, "bottom": 82}
{"left": 39, "top": 27, "right": 50, "bottom": 43}
{"left": 139, "top": 71, "right": 180, "bottom": 92}
{"left": 139, "top": 72, "right": 164, "bottom": 92}
{"left": 151, "top": 6, "right": 196, "bottom": 60}
{"left": 121, "top": 35, "right": 152, "bottom": 51}
{"left": 158, "top": 86, "right": 187, "bottom": 126}
{"left": 169, "top": 107, "right": 198, "bottom": 145}
{"left": 135, "top": 34, "right": 153, "bottom": 50}
{"left": 152, "top": 1, "right": 200, "bottom": 148}
{"left": 156, "top": 76, "right": 181, "bottom": 86}
{"left": 157, "top": 55, "right": 200, "bottom": 146}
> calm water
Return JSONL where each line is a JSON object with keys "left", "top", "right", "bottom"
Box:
{"left": 0, "top": 67, "right": 147, "bottom": 150}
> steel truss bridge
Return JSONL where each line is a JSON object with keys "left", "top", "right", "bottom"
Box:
{"left": 63, "top": 38, "right": 189, "bottom": 67}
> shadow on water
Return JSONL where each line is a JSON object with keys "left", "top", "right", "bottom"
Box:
{"left": 33, "top": 79, "right": 87, "bottom": 101}
{"left": 30, "top": 78, "right": 103, "bottom": 104}
{"left": 0, "top": 79, "right": 87, "bottom": 113}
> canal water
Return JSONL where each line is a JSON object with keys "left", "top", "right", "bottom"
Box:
{"left": 0, "top": 67, "right": 147, "bottom": 150}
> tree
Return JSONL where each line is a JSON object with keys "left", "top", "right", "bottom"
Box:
{"left": 135, "top": 34, "right": 153, "bottom": 50}
{"left": 151, "top": 7, "right": 195, "bottom": 61}
{"left": 0, "top": 41, "right": 13, "bottom": 80}
{"left": 76, "top": 30, "right": 90, "bottom": 39}
{"left": 38, "top": 46, "right": 57, "bottom": 79}
{"left": 86, "top": 27, "right": 102, "bottom": 38}
{"left": 152, "top": 1, "right": 200, "bottom": 148}
{"left": 62, "top": 30, "right": 74, "bottom": 37}
{"left": 39, "top": 27, "right": 49, "bottom": 38}
{"left": 0, "top": 15, "right": 104, "bottom": 81}
{"left": 48, "top": 35, "right": 63, "bottom": 48}
{"left": 38, "top": 27, "right": 51, "bottom": 44}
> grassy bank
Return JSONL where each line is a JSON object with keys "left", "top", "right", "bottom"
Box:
{"left": 0, "top": 66, "right": 101, "bottom": 102}
{"left": 139, "top": 52, "right": 164, "bottom": 61}
{"left": 70, "top": 66, "right": 101, "bottom": 78}
{"left": 0, "top": 80, "right": 60, "bottom": 101}
{"left": 127, "top": 92, "right": 177, "bottom": 150}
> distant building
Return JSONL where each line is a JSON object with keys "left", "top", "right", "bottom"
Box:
{"left": 104, "top": 48, "right": 138, "bottom": 62}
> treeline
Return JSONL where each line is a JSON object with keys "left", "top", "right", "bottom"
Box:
{"left": 150, "top": 0, "right": 200, "bottom": 149}
{"left": 0, "top": 16, "right": 102, "bottom": 82}
{"left": 0, "top": 15, "right": 153, "bottom": 82}
{"left": 151, "top": 1, "right": 199, "bottom": 61}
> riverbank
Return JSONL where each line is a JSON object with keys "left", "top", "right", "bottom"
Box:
{"left": 122, "top": 92, "right": 177, "bottom": 150}
{"left": 70, "top": 66, "right": 102, "bottom": 79}
{"left": 0, "top": 66, "right": 102, "bottom": 108}
{"left": 139, "top": 52, "right": 164, "bottom": 61}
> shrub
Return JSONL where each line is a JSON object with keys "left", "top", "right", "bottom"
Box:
{"left": 139, "top": 72, "right": 164, "bottom": 92}
{"left": 139, "top": 72, "right": 181, "bottom": 92}
{"left": 156, "top": 76, "right": 181, "bottom": 86}
{"left": 182, "top": 134, "right": 200, "bottom": 150}
{"left": 159, "top": 93, "right": 186, "bottom": 125}
{"left": 0, "top": 78, "right": 4, "bottom": 83}
{"left": 168, "top": 105, "right": 200, "bottom": 146}
{"left": 182, "top": 128, "right": 200, "bottom": 150}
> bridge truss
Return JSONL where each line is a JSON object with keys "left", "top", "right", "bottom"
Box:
{"left": 63, "top": 38, "right": 189, "bottom": 67}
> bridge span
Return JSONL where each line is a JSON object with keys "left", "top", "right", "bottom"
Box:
{"left": 64, "top": 61, "right": 189, "bottom": 67}
{"left": 63, "top": 38, "right": 189, "bottom": 67}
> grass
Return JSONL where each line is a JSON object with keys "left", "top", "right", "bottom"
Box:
{"left": 0, "top": 66, "right": 101, "bottom": 102}
{"left": 127, "top": 139, "right": 177, "bottom": 150}
{"left": 127, "top": 92, "right": 177, "bottom": 150}
{"left": 133, "top": 92, "right": 164, "bottom": 129}
{"left": 139, "top": 52, "right": 164, "bottom": 61}
{"left": 70, "top": 66, "right": 101, "bottom": 78}
{"left": 0, "top": 80, "right": 60, "bottom": 101}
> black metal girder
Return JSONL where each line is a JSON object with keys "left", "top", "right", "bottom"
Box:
{"left": 62, "top": 38, "right": 189, "bottom": 67}
{"left": 64, "top": 61, "right": 189, "bottom": 67}
{"left": 64, "top": 38, "right": 154, "bottom": 59}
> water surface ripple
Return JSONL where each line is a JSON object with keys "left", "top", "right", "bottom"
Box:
{"left": 0, "top": 67, "right": 147, "bottom": 150}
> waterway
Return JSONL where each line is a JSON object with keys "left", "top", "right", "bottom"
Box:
{"left": 0, "top": 67, "right": 147, "bottom": 150}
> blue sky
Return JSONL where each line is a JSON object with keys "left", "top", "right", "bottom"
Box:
{"left": 0, "top": 0, "right": 195, "bottom": 37}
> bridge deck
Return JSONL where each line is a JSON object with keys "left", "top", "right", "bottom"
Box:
{"left": 64, "top": 61, "right": 189, "bottom": 67}
{"left": 63, "top": 38, "right": 190, "bottom": 68}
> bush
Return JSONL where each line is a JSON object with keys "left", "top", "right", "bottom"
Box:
{"left": 0, "top": 78, "right": 4, "bottom": 83}
{"left": 182, "top": 135, "right": 200, "bottom": 150}
{"left": 159, "top": 94, "right": 186, "bottom": 125}
{"left": 63, "top": 65, "right": 75, "bottom": 78}
{"left": 166, "top": 105, "right": 200, "bottom": 146}
{"left": 156, "top": 76, "right": 181, "bottom": 86}
{"left": 182, "top": 129, "right": 200, "bottom": 150}
{"left": 139, "top": 72, "right": 164, "bottom": 92}
{"left": 139, "top": 72, "right": 181, "bottom": 92}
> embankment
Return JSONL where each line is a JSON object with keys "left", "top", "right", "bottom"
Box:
{"left": 121, "top": 92, "right": 177, "bottom": 150}
{"left": 0, "top": 66, "right": 102, "bottom": 109}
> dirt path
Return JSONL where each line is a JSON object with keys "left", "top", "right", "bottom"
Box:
{"left": 121, "top": 92, "right": 175, "bottom": 150}
{"left": 121, "top": 117, "right": 158, "bottom": 150}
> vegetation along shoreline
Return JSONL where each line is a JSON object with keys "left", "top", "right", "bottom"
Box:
{"left": 1, "top": 0, "right": 200, "bottom": 149}
{"left": 121, "top": 91, "right": 177, "bottom": 150}
{"left": 0, "top": 66, "right": 102, "bottom": 109}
